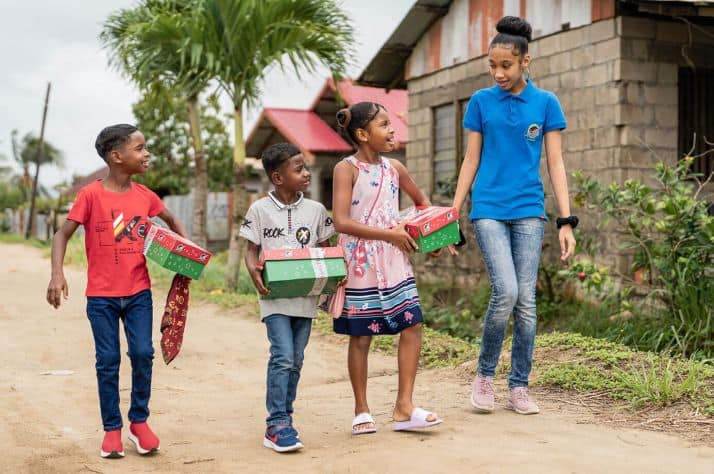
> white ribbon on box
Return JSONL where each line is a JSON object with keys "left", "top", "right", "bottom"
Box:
{"left": 307, "top": 248, "right": 329, "bottom": 296}
{"left": 143, "top": 224, "right": 159, "bottom": 254}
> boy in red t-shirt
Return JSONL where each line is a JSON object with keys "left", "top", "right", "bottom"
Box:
{"left": 47, "top": 124, "right": 188, "bottom": 459}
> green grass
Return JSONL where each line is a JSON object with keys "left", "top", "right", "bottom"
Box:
{"left": 0, "top": 232, "right": 50, "bottom": 249}
{"left": 535, "top": 332, "right": 714, "bottom": 410}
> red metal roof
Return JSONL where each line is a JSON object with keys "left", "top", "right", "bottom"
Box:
{"left": 262, "top": 108, "right": 353, "bottom": 154}
{"left": 313, "top": 79, "right": 409, "bottom": 148}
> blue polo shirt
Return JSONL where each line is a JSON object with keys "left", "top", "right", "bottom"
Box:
{"left": 462, "top": 80, "right": 566, "bottom": 220}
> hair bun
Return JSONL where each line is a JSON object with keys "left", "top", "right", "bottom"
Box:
{"left": 496, "top": 16, "right": 532, "bottom": 42}
{"left": 336, "top": 108, "right": 352, "bottom": 129}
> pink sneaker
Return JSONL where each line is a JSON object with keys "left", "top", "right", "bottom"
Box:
{"left": 506, "top": 387, "right": 540, "bottom": 414}
{"left": 470, "top": 374, "right": 495, "bottom": 412}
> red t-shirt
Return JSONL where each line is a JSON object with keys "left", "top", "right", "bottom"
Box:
{"left": 67, "top": 180, "right": 165, "bottom": 297}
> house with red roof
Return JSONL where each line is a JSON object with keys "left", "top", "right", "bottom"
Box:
{"left": 246, "top": 78, "right": 408, "bottom": 208}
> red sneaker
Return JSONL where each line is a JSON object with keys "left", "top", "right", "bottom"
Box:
{"left": 128, "top": 422, "right": 160, "bottom": 454}
{"left": 100, "top": 429, "right": 125, "bottom": 458}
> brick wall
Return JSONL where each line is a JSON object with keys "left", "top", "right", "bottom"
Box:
{"left": 405, "top": 16, "right": 714, "bottom": 284}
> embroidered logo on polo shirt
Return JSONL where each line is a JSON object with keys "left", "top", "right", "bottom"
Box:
{"left": 296, "top": 227, "right": 311, "bottom": 246}
{"left": 525, "top": 123, "right": 541, "bottom": 141}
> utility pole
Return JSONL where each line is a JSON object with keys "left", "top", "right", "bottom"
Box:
{"left": 26, "top": 82, "right": 51, "bottom": 240}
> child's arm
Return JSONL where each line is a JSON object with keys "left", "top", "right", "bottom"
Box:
{"left": 47, "top": 220, "right": 80, "bottom": 309}
{"left": 545, "top": 130, "right": 576, "bottom": 261}
{"left": 452, "top": 131, "right": 483, "bottom": 212}
{"left": 332, "top": 161, "right": 418, "bottom": 253}
{"left": 156, "top": 208, "right": 189, "bottom": 239}
{"left": 390, "top": 159, "right": 430, "bottom": 207}
{"left": 245, "top": 241, "right": 269, "bottom": 295}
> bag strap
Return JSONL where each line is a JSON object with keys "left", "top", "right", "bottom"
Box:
{"left": 347, "top": 157, "right": 385, "bottom": 265}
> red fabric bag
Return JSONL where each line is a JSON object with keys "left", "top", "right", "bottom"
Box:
{"left": 160, "top": 274, "right": 191, "bottom": 364}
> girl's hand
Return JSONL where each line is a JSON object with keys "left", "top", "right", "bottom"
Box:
{"left": 446, "top": 244, "right": 459, "bottom": 256}
{"left": 389, "top": 223, "right": 418, "bottom": 253}
{"left": 428, "top": 248, "right": 443, "bottom": 258}
{"left": 559, "top": 226, "right": 576, "bottom": 261}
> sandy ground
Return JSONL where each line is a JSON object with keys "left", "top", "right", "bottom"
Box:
{"left": 1, "top": 242, "right": 713, "bottom": 473}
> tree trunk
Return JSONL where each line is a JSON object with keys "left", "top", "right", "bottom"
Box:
{"left": 225, "top": 107, "right": 249, "bottom": 291}
{"left": 186, "top": 95, "right": 208, "bottom": 249}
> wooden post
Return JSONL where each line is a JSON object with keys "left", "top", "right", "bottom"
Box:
{"left": 25, "top": 82, "right": 52, "bottom": 240}
{"left": 26, "top": 82, "right": 51, "bottom": 240}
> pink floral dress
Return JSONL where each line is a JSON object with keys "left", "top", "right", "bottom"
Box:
{"left": 333, "top": 156, "right": 423, "bottom": 336}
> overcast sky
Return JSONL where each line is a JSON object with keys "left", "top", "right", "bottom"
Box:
{"left": 0, "top": 0, "right": 414, "bottom": 189}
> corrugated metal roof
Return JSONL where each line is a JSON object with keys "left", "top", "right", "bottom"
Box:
{"left": 358, "top": 0, "right": 714, "bottom": 89}
{"left": 245, "top": 108, "right": 352, "bottom": 163}
{"left": 358, "top": 0, "right": 453, "bottom": 89}
{"left": 311, "top": 78, "right": 409, "bottom": 148}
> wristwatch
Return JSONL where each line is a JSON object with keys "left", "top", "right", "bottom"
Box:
{"left": 556, "top": 215, "right": 579, "bottom": 229}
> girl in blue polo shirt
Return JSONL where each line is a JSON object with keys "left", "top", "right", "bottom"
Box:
{"left": 452, "top": 16, "right": 577, "bottom": 415}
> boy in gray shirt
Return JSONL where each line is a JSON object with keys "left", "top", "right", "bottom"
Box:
{"left": 240, "top": 143, "right": 334, "bottom": 453}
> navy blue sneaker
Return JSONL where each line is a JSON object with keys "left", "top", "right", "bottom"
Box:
{"left": 263, "top": 425, "right": 304, "bottom": 453}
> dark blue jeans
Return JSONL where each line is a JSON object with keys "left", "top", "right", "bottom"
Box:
{"left": 474, "top": 218, "right": 544, "bottom": 388}
{"left": 86, "top": 289, "right": 154, "bottom": 431}
{"left": 264, "top": 314, "right": 312, "bottom": 427}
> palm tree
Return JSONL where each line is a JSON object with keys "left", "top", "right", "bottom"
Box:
{"left": 10, "top": 131, "right": 63, "bottom": 236}
{"left": 101, "top": 0, "right": 213, "bottom": 248}
{"left": 11, "top": 130, "right": 63, "bottom": 202}
{"left": 184, "top": 0, "right": 354, "bottom": 289}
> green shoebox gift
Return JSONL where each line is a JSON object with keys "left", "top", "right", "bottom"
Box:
{"left": 402, "top": 206, "right": 461, "bottom": 254}
{"left": 260, "top": 247, "right": 347, "bottom": 299}
{"left": 144, "top": 226, "right": 212, "bottom": 279}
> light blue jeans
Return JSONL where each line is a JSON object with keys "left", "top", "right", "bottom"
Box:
{"left": 474, "top": 218, "right": 544, "bottom": 388}
{"left": 264, "top": 314, "right": 312, "bottom": 427}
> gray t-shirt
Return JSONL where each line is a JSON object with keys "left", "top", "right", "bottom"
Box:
{"left": 239, "top": 192, "right": 334, "bottom": 320}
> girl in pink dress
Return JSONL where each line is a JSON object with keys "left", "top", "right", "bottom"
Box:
{"left": 332, "top": 101, "right": 443, "bottom": 435}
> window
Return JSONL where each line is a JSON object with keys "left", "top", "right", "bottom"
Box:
{"left": 679, "top": 67, "right": 714, "bottom": 177}
{"left": 433, "top": 103, "right": 457, "bottom": 196}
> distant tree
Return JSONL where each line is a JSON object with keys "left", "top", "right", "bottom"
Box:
{"left": 11, "top": 130, "right": 63, "bottom": 202}
{"left": 131, "top": 83, "right": 233, "bottom": 198}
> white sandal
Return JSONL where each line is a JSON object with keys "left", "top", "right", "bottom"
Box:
{"left": 351, "top": 412, "right": 377, "bottom": 435}
{"left": 392, "top": 407, "right": 443, "bottom": 431}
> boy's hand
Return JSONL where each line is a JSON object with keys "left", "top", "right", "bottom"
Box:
{"left": 446, "top": 244, "right": 459, "bottom": 256}
{"left": 47, "top": 274, "right": 68, "bottom": 309}
{"left": 389, "top": 223, "right": 418, "bottom": 253}
{"left": 248, "top": 262, "right": 269, "bottom": 295}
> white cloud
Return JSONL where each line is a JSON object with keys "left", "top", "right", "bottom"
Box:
{"left": 0, "top": 0, "right": 413, "bottom": 190}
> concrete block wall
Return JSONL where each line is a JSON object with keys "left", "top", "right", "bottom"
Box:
{"left": 405, "top": 16, "right": 714, "bottom": 285}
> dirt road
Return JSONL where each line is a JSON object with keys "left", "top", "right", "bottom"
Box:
{"left": 1, "top": 242, "right": 712, "bottom": 473}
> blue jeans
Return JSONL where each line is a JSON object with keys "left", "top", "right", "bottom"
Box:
{"left": 474, "top": 218, "right": 544, "bottom": 388}
{"left": 86, "top": 289, "right": 154, "bottom": 431}
{"left": 264, "top": 314, "right": 312, "bottom": 427}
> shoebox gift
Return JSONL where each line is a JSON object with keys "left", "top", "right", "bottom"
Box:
{"left": 401, "top": 206, "right": 461, "bottom": 253}
{"left": 144, "top": 225, "right": 212, "bottom": 279}
{"left": 260, "top": 247, "right": 347, "bottom": 299}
